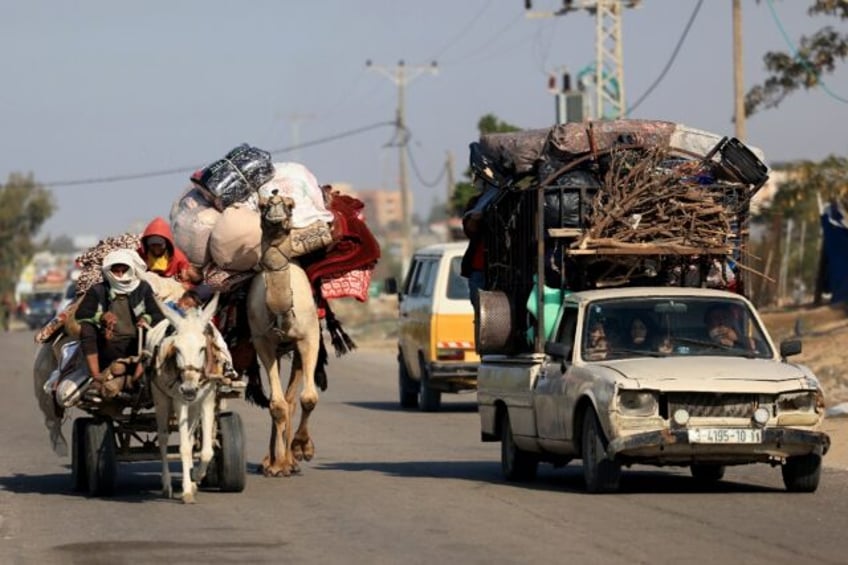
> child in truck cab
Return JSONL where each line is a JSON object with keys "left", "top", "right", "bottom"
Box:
{"left": 584, "top": 319, "right": 612, "bottom": 361}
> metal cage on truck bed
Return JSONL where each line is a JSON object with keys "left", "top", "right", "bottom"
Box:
{"left": 474, "top": 123, "right": 769, "bottom": 355}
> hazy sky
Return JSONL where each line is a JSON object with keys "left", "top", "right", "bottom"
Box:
{"left": 2, "top": 0, "right": 846, "bottom": 240}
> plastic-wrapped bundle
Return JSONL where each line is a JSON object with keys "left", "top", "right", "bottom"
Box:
{"left": 191, "top": 144, "right": 275, "bottom": 211}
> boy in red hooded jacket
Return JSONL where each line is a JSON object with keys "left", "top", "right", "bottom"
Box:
{"left": 136, "top": 217, "right": 202, "bottom": 286}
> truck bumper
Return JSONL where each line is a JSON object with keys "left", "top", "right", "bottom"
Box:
{"left": 606, "top": 427, "right": 831, "bottom": 464}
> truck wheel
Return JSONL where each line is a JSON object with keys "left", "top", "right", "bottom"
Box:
{"left": 690, "top": 464, "right": 725, "bottom": 482}
{"left": 581, "top": 409, "right": 621, "bottom": 493}
{"left": 418, "top": 362, "right": 441, "bottom": 413}
{"left": 71, "top": 417, "right": 93, "bottom": 492}
{"left": 84, "top": 420, "right": 117, "bottom": 497}
{"left": 500, "top": 411, "right": 537, "bottom": 482}
{"left": 782, "top": 453, "right": 821, "bottom": 492}
{"left": 217, "top": 412, "right": 246, "bottom": 492}
{"left": 398, "top": 355, "right": 418, "bottom": 409}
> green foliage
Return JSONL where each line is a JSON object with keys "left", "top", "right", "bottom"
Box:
{"left": 749, "top": 155, "right": 848, "bottom": 304}
{"left": 0, "top": 173, "right": 55, "bottom": 294}
{"left": 754, "top": 155, "right": 848, "bottom": 224}
{"left": 449, "top": 114, "right": 521, "bottom": 216}
{"left": 746, "top": 0, "right": 848, "bottom": 115}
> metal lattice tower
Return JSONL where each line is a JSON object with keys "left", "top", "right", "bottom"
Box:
{"left": 527, "top": 0, "right": 640, "bottom": 119}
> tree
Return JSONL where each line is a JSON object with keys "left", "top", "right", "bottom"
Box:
{"left": 449, "top": 114, "right": 521, "bottom": 217}
{"left": 47, "top": 234, "right": 78, "bottom": 255}
{"left": 749, "top": 156, "right": 848, "bottom": 304}
{"left": 0, "top": 173, "right": 55, "bottom": 295}
{"left": 745, "top": 0, "right": 848, "bottom": 116}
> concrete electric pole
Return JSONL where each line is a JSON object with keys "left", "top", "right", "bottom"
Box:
{"left": 732, "top": 0, "right": 746, "bottom": 141}
{"left": 526, "top": 0, "right": 640, "bottom": 119}
{"left": 366, "top": 59, "right": 438, "bottom": 273}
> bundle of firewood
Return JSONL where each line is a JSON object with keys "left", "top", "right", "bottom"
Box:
{"left": 575, "top": 147, "right": 750, "bottom": 254}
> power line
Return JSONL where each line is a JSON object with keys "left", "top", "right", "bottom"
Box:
{"left": 626, "top": 0, "right": 704, "bottom": 115}
{"left": 764, "top": 0, "right": 848, "bottom": 104}
{"left": 42, "top": 121, "right": 395, "bottom": 188}
{"left": 406, "top": 144, "right": 447, "bottom": 188}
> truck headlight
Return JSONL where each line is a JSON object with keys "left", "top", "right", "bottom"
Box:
{"left": 618, "top": 390, "right": 658, "bottom": 416}
{"left": 776, "top": 391, "right": 821, "bottom": 414}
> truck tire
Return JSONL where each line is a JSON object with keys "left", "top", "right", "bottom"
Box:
{"left": 781, "top": 453, "right": 821, "bottom": 493}
{"left": 690, "top": 464, "right": 725, "bottom": 483}
{"left": 418, "top": 361, "right": 441, "bottom": 413}
{"left": 581, "top": 409, "right": 621, "bottom": 493}
{"left": 500, "top": 411, "right": 537, "bottom": 482}
{"left": 398, "top": 353, "right": 418, "bottom": 409}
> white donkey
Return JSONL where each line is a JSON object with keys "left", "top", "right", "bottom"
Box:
{"left": 148, "top": 293, "right": 220, "bottom": 503}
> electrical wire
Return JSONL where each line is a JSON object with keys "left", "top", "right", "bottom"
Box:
{"left": 42, "top": 121, "right": 395, "bottom": 188}
{"left": 764, "top": 0, "right": 848, "bottom": 104}
{"left": 430, "top": 0, "right": 493, "bottom": 60}
{"left": 406, "top": 143, "right": 446, "bottom": 188}
{"left": 625, "top": 0, "right": 704, "bottom": 116}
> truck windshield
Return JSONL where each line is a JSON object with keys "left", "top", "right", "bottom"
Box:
{"left": 581, "top": 296, "right": 773, "bottom": 361}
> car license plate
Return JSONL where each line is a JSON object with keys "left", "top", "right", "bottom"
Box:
{"left": 687, "top": 428, "right": 762, "bottom": 444}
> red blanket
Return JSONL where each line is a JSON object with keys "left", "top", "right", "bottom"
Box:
{"left": 303, "top": 193, "right": 381, "bottom": 285}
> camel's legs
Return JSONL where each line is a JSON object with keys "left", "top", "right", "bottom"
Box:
{"left": 291, "top": 340, "right": 319, "bottom": 462}
{"left": 256, "top": 338, "right": 293, "bottom": 477}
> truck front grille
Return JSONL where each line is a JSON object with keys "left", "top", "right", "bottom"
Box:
{"left": 664, "top": 392, "right": 758, "bottom": 418}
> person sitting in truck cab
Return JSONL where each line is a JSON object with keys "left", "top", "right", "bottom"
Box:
{"left": 584, "top": 319, "right": 611, "bottom": 361}
{"left": 704, "top": 304, "right": 756, "bottom": 350}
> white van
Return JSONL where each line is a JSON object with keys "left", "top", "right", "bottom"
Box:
{"left": 393, "top": 242, "right": 479, "bottom": 412}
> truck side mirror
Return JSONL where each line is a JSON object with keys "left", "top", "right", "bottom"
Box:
{"left": 544, "top": 341, "right": 570, "bottom": 359}
{"left": 384, "top": 277, "right": 398, "bottom": 295}
{"left": 779, "top": 339, "right": 802, "bottom": 358}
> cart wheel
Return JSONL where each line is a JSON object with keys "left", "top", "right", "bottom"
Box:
{"left": 71, "top": 417, "right": 93, "bottom": 492}
{"left": 217, "top": 412, "right": 246, "bottom": 492}
{"left": 84, "top": 420, "right": 117, "bottom": 497}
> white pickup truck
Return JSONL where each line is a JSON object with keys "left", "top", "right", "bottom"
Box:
{"left": 477, "top": 286, "right": 831, "bottom": 493}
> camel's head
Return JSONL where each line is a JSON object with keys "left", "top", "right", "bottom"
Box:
{"left": 158, "top": 293, "right": 219, "bottom": 402}
{"left": 258, "top": 191, "right": 295, "bottom": 234}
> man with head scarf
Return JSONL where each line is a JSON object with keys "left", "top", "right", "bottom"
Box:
{"left": 75, "top": 249, "right": 165, "bottom": 390}
{"left": 137, "top": 217, "right": 202, "bottom": 285}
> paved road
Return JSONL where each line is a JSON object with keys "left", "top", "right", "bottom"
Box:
{"left": 1, "top": 329, "right": 847, "bottom": 565}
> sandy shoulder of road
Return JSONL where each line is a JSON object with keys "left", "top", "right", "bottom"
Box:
{"left": 823, "top": 415, "right": 848, "bottom": 470}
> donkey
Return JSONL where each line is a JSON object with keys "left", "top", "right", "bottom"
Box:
{"left": 148, "top": 293, "right": 220, "bottom": 503}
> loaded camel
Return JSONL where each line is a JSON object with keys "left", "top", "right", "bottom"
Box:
{"left": 247, "top": 189, "right": 323, "bottom": 477}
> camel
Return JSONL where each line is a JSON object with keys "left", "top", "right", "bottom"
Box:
{"left": 148, "top": 294, "right": 220, "bottom": 503}
{"left": 247, "top": 190, "right": 323, "bottom": 477}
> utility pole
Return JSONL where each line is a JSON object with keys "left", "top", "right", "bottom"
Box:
{"left": 732, "top": 0, "right": 746, "bottom": 141}
{"left": 445, "top": 150, "right": 455, "bottom": 219}
{"left": 526, "top": 0, "right": 640, "bottom": 119}
{"left": 366, "top": 59, "right": 438, "bottom": 273}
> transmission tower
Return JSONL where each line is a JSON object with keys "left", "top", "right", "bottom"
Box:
{"left": 526, "top": 0, "right": 641, "bottom": 119}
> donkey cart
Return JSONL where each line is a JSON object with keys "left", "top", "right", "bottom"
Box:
{"left": 69, "top": 389, "right": 246, "bottom": 498}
